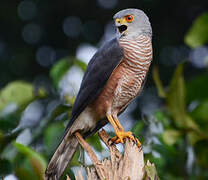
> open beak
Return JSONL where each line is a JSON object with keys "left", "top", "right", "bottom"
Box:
{"left": 118, "top": 25, "right": 128, "bottom": 33}
{"left": 115, "top": 18, "right": 128, "bottom": 34}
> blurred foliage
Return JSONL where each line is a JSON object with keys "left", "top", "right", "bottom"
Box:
{"left": 0, "top": 0, "right": 208, "bottom": 180}
{"left": 14, "top": 142, "right": 46, "bottom": 180}
{"left": 134, "top": 62, "right": 208, "bottom": 179}
{"left": 0, "top": 81, "right": 45, "bottom": 112}
{"left": 185, "top": 12, "right": 208, "bottom": 48}
{"left": 144, "top": 160, "right": 159, "bottom": 180}
{"left": 50, "top": 56, "right": 86, "bottom": 88}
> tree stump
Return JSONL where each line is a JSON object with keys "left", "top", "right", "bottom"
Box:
{"left": 70, "top": 129, "right": 159, "bottom": 180}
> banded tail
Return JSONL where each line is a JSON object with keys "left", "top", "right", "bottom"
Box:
{"left": 45, "top": 130, "right": 79, "bottom": 180}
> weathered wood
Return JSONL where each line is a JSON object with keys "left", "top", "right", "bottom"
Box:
{"left": 73, "top": 129, "right": 155, "bottom": 180}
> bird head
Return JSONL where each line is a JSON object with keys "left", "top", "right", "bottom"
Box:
{"left": 113, "top": 8, "right": 152, "bottom": 39}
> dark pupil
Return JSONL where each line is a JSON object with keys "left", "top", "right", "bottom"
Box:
{"left": 128, "top": 16, "right": 132, "bottom": 20}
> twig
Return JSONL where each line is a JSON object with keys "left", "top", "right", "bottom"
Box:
{"left": 74, "top": 132, "right": 107, "bottom": 179}
{"left": 75, "top": 132, "right": 100, "bottom": 164}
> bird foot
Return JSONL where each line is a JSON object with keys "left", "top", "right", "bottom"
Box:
{"left": 134, "top": 137, "right": 142, "bottom": 148}
{"left": 111, "top": 131, "right": 142, "bottom": 148}
{"left": 111, "top": 131, "right": 134, "bottom": 143}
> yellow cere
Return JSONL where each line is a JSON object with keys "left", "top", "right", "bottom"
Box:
{"left": 115, "top": 18, "right": 121, "bottom": 23}
{"left": 115, "top": 18, "right": 128, "bottom": 24}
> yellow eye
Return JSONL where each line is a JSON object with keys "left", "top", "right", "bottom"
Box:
{"left": 125, "top": 15, "right": 134, "bottom": 22}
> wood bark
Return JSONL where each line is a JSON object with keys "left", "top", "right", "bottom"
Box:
{"left": 70, "top": 129, "right": 159, "bottom": 180}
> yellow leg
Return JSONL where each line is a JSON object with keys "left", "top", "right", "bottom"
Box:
{"left": 112, "top": 114, "right": 124, "bottom": 131}
{"left": 106, "top": 114, "right": 142, "bottom": 147}
{"left": 106, "top": 114, "right": 120, "bottom": 132}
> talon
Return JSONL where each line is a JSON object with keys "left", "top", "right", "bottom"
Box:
{"left": 107, "top": 138, "right": 114, "bottom": 146}
{"left": 138, "top": 144, "right": 143, "bottom": 152}
{"left": 111, "top": 135, "right": 119, "bottom": 143}
{"left": 111, "top": 131, "right": 135, "bottom": 144}
{"left": 106, "top": 114, "right": 142, "bottom": 148}
{"left": 135, "top": 137, "right": 142, "bottom": 148}
{"left": 131, "top": 133, "right": 142, "bottom": 148}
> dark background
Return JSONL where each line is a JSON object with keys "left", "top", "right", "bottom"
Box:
{"left": 0, "top": 0, "right": 208, "bottom": 179}
{"left": 0, "top": 0, "right": 207, "bottom": 87}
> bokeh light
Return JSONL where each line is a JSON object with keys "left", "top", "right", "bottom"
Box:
{"left": 22, "top": 23, "right": 42, "bottom": 44}
{"left": 76, "top": 44, "right": 97, "bottom": 64}
{"left": 1, "top": 103, "right": 18, "bottom": 117}
{"left": 59, "top": 65, "right": 84, "bottom": 98}
{"left": 36, "top": 46, "right": 56, "bottom": 67}
{"left": 14, "top": 101, "right": 44, "bottom": 132}
{"left": 16, "top": 129, "right": 32, "bottom": 145}
{"left": 4, "top": 174, "right": 18, "bottom": 180}
{"left": 63, "top": 16, "right": 82, "bottom": 38}
{"left": 186, "top": 145, "right": 195, "bottom": 174}
{"left": 17, "top": 0, "right": 37, "bottom": 21}
{"left": 97, "top": 0, "right": 118, "bottom": 9}
{"left": 189, "top": 46, "right": 208, "bottom": 68}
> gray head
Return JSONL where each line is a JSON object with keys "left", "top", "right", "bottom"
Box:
{"left": 113, "top": 8, "right": 152, "bottom": 39}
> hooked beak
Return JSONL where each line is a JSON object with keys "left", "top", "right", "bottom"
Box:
{"left": 118, "top": 25, "right": 128, "bottom": 33}
{"left": 115, "top": 18, "right": 128, "bottom": 35}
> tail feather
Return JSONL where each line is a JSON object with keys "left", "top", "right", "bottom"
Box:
{"left": 45, "top": 131, "right": 79, "bottom": 180}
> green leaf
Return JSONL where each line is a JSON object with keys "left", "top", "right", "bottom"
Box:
{"left": 187, "top": 131, "right": 204, "bottom": 145}
{"left": 144, "top": 160, "right": 160, "bottom": 180}
{"left": 74, "top": 59, "right": 87, "bottom": 72}
{"left": 166, "top": 64, "right": 208, "bottom": 144}
{"left": 50, "top": 56, "right": 87, "bottom": 88}
{"left": 162, "top": 129, "right": 181, "bottom": 146}
{"left": 0, "top": 131, "right": 3, "bottom": 144}
{"left": 154, "top": 111, "right": 170, "bottom": 128}
{"left": 14, "top": 142, "right": 46, "bottom": 180}
{"left": 87, "top": 133, "right": 103, "bottom": 152}
{"left": 153, "top": 66, "right": 166, "bottom": 98}
{"left": 0, "top": 81, "right": 44, "bottom": 113}
{"left": 166, "top": 64, "right": 199, "bottom": 130}
{"left": 166, "top": 64, "right": 186, "bottom": 127}
{"left": 189, "top": 99, "right": 208, "bottom": 141}
{"left": 185, "top": 12, "right": 208, "bottom": 48}
{"left": 132, "top": 121, "right": 144, "bottom": 136}
{"left": 186, "top": 73, "right": 208, "bottom": 103}
{"left": 51, "top": 104, "right": 71, "bottom": 119}
{"left": 15, "top": 167, "right": 36, "bottom": 180}
{"left": 190, "top": 100, "right": 208, "bottom": 122}
{"left": 0, "top": 112, "right": 20, "bottom": 132}
{"left": 50, "top": 57, "right": 73, "bottom": 88}
{"left": 70, "top": 150, "right": 81, "bottom": 167}
{"left": 0, "top": 159, "right": 12, "bottom": 176}
{"left": 0, "top": 131, "right": 18, "bottom": 155}
{"left": 189, "top": 100, "right": 208, "bottom": 138}
{"left": 44, "top": 123, "right": 65, "bottom": 155}
{"left": 195, "top": 143, "right": 208, "bottom": 168}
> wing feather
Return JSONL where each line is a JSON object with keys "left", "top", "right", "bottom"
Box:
{"left": 66, "top": 38, "right": 123, "bottom": 130}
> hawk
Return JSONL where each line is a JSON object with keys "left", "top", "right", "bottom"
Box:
{"left": 45, "top": 8, "right": 152, "bottom": 180}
